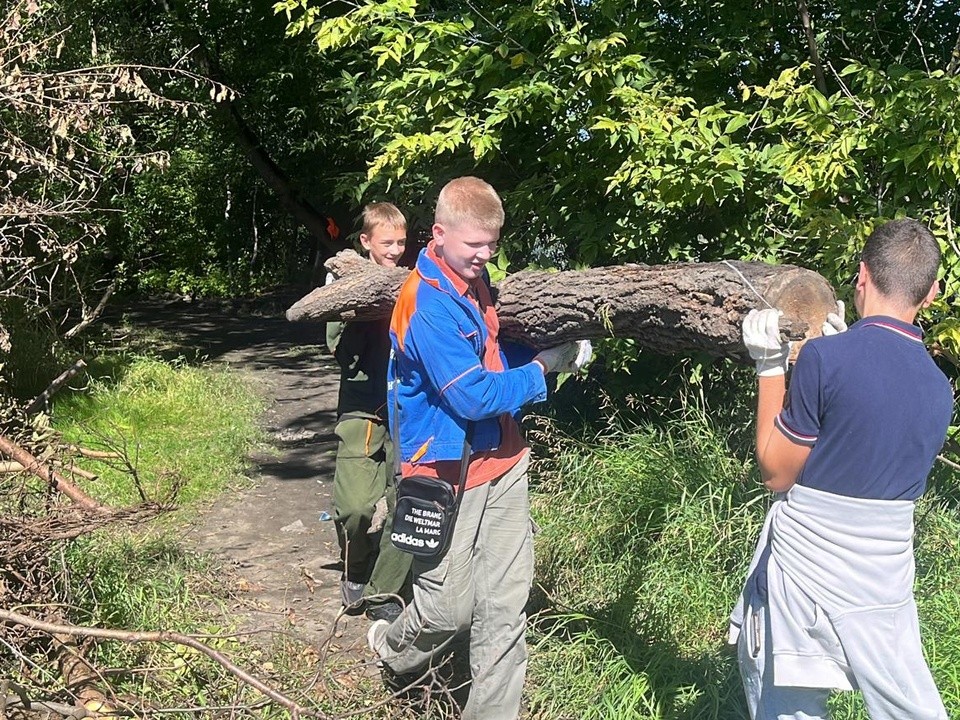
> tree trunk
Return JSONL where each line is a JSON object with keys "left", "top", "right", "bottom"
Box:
{"left": 797, "top": 0, "right": 827, "bottom": 94}
{"left": 286, "top": 250, "right": 838, "bottom": 360}
{"left": 161, "top": 0, "right": 341, "bottom": 256}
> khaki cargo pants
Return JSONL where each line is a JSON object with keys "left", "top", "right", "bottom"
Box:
{"left": 376, "top": 451, "right": 534, "bottom": 720}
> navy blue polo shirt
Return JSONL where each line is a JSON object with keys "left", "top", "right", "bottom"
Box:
{"left": 748, "top": 316, "right": 952, "bottom": 603}
{"left": 775, "top": 315, "right": 952, "bottom": 500}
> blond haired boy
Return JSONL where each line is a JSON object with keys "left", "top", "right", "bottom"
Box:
{"left": 367, "top": 177, "right": 589, "bottom": 718}
{"left": 327, "top": 202, "right": 411, "bottom": 620}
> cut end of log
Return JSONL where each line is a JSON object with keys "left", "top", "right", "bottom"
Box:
{"left": 760, "top": 268, "right": 838, "bottom": 358}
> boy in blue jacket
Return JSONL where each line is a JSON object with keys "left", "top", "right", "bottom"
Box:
{"left": 367, "top": 176, "right": 589, "bottom": 719}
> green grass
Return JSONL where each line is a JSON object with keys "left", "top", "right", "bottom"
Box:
{"left": 32, "top": 351, "right": 960, "bottom": 718}
{"left": 35, "top": 354, "right": 289, "bottom": 713}
{"left": 52, "top": 355, "right": 266, "bottom": 507}
{"left": 526, "top": 408, "right": 960, "bottom": 719}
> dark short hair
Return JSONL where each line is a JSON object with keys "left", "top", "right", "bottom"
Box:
{"left": 861, "top": 218, "right": 940, "bottom": 306}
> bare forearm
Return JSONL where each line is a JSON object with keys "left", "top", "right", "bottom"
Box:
{"left": 756, "top": 375, "right": 786, "bottom": 481}
{"left": 756, "top": 375, "right": 786, "bottom": 447}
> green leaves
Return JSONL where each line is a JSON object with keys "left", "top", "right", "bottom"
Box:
{"left": 270, "top": 0, "right": 960, "bottom": 362}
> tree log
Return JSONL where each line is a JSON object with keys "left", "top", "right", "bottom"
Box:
{"left": 286, "top": 250, "right": 838, "bottom": 360}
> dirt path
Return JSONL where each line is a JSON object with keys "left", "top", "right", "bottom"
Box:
{"left": 123, "top": 294, "right": 372, "bottom": 657}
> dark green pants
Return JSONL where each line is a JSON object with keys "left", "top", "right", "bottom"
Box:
{"left": 332, "top": 416, "right": 411, "bottom": 598}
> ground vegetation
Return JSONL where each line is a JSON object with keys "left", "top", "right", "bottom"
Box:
{"left": 2, "top": 1, "right": 960, "bottom": 717}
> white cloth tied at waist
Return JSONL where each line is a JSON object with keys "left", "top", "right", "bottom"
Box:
{"left": 771, "top": 483, "right": 915, "bottom": 614}
{"left": 731, "top": 483, "right": 917, "bottom": 691}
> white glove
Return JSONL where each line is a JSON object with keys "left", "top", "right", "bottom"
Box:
{"left": 553, "top": 340, "right": 593, "bottom": 374}
{"left": 821, "top": 301, "right": 847, "bottom": 336}
{"left": 742, "top": 308, "right": 790, "bottom": 377}
{"left": 533, "top": 341, "right": 579, "bottom": 374}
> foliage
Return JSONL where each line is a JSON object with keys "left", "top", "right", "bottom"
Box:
{"left": 52, "top": 355, "right": 265, "bottom": 507}
{"left": 0, "top": 0, "right": 235, "bottom": 399}
{"left": 82, "top": 0, "right": 368, "bottom": 297}
{"left": 277, "top": 0, "right": 960, "bottom": 358}
{"left": 527, "top": 409, "right": 960, "bottom": 719}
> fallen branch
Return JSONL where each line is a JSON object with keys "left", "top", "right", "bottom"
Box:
{"left": 0, "top": 609, "right": 333, "bottom": 720}
{"left": 52, "top": 460, "right": 99, "bottom": 481}
{"left": 0, "top": 434, "right": 102, "bottom": 510}
{"left": 64, "top": 281, "right": 117, "bottom": 340}
{"left": 65, "top": 445, "right": 123, "bottom": 460}
{"left": 0, "top": 680, "right": 94, "bottom": 719}
{"left": 25, "top": 359, "right": 88, "bottom": 416}
{"left": 287, "top": 250, "right": 838, "bottom": 357}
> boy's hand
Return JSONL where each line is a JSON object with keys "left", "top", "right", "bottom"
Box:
{"left": 821, "top": 301, "right": 847, "bottom": 336}
{"left": 553, "top": 340, "right": 593, "bottom": 374}
{"left": 742, "top": 309, "right": 790, "bottom": 377}
{"left": 533, "top": 342, "right": 580, "bottom": 374}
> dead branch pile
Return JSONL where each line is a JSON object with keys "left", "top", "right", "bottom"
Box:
{"left": 0, "top": 424, "right": 173, "bottom": 713}
{"left": 0, "top": 420, "right": 407, "bottom": 718}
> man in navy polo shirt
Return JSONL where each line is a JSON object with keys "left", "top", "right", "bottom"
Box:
{"left": 730, "top": 218, "right": 952, "bottom": 720}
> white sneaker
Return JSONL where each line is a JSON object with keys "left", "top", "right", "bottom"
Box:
{"left": 367, "top": 619, "right": 390, "bottom": 657}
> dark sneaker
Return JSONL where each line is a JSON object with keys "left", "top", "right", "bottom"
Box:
{"left": 365, "top": 601, "right": 403, "bottom": 623}
{"left": 341, "top": 580, "right": 366, "bottom": 605}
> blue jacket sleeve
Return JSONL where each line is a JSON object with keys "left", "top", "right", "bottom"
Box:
{"left": 408, "top": 305, "right": 547, "bottom": 421}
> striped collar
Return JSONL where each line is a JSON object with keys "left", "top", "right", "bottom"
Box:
{"left": 856, "top": 316, "right": 923, "bottom": 343}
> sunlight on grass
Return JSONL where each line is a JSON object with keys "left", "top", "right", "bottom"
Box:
{"left": 52, "top": 356, "right": 266, "bottom": 507}
{"left": 49, "top": 355, "right": 279, "bottom": 711}
{"left": 528, "top": 408, "right": 960, "bottom": 720}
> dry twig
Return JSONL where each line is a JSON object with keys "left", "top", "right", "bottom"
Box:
{"left": 0, "top": 609, "right": 334, "bottom": 719}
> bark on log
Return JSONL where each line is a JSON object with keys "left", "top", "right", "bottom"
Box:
{"left": 286, "top": 250, "right": 838, "bottom": 360}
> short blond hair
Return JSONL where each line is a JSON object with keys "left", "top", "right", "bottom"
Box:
{"left": 435, "top": 176, "right": 504, "bottom": 231}
{"left": 361, "top": 202, "right": 407, "bottom": 236}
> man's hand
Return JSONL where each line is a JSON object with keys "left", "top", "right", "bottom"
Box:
{"left": 821, "top": 300, "right": 847, "bottom": 336}
{"left": 742, "top": 308, "right": 789, "bottom": 377}
{"left": 553, "top": 340, "right": 593, "bottom": 374}
{"left": 533, "top": 341, "right": 580, "bottom": 374}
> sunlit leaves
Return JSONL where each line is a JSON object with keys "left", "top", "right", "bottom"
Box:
{"left": 277, "top": 0, "right": 960, "bottom": 360}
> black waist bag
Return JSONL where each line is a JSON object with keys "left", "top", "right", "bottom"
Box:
{"left": 391, "top": 476, "right": 458, "bottom": 558}
{"left": 390, "top": 423, "right": 473, "bottom": 559}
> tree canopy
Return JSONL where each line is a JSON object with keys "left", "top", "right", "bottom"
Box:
{"left": 3, "top": 0, "right": 960, "bottom": 395}
{"left": 274, "top": 0, "right": 960, "bottom": 358}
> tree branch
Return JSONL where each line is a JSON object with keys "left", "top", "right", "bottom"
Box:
{"left": 0, "top": 433, "right": 102, "bottom": 510}
{"left": 157, "top": 0, "right": 341, "bottom": 257}
{"left": 797, "top": 0, "right": 827, "bottom": 94}
{"left": 63, "top": 281, "right": 116, "bottom": 340}
{"left": 0, "top": 608, "right": 333, "bottom": 720}
{"left": 289, "top": 251, "right": 838, "bottom": 359}
{"left": 947, "top": 28, "right": 960, "bottom": 76}
{"left": 25, "top": 359, "right": 87, "bottom": 415}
